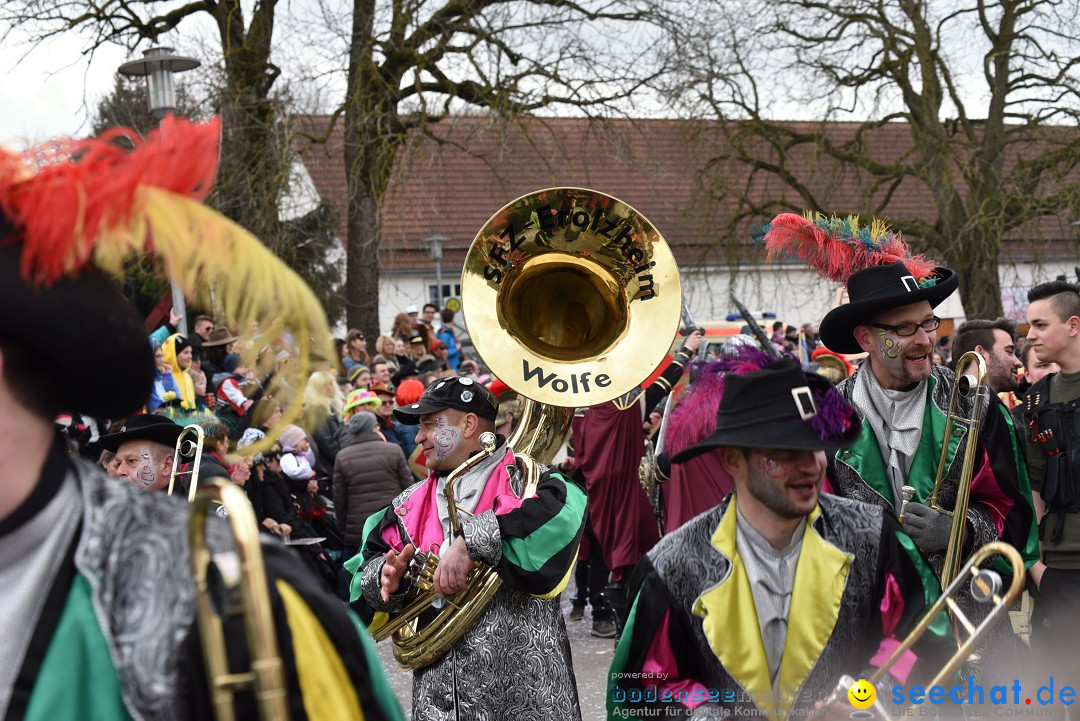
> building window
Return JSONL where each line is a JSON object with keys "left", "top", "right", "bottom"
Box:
{"left": 428, "top": 283, "right": 460, "bottom": 307}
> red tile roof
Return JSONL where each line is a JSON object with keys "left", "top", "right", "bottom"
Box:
{"left": 294, "top": 115, "right": 1080, "bottom": 271}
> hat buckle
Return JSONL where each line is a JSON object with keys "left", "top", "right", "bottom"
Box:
{"left": 791, "top": 386, "right": 817, "bottom": 420}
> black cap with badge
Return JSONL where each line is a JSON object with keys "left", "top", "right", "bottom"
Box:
{"left": 393, "top": 376, "right": 500, "bottom": 424}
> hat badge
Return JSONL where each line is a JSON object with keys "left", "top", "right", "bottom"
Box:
{"left": 459, "top": 377, "right": 474, "bottom": 386}
{"left": 791, "top": 386, "right": 817, "bottom": 420}
{"left": 461, "top": 390, "right": 474, "bottom": 403}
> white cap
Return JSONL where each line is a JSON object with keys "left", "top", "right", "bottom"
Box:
{"left": 406, "top": 304, "right": 419, "bottom": 314}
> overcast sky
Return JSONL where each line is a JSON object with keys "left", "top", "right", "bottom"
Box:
{"left": 0, "top": 27, "right": 134, "bottom": 147}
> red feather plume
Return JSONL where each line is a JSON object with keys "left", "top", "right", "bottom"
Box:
{"left": 762, "top": 212, "right": 936, "bottom": 286}
{"left": 0, "top": 115, "right": 219, "bottom": 285}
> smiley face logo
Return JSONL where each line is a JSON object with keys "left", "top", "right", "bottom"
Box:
{"left": 847, "top": 679, "right": 876, "bottom": 710}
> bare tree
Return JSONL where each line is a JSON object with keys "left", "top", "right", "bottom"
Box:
{"left": 664, "top": 0, "right": 1080, "bottom": 318}
{"left": 5, "top": 0, "right": 670, "bottom": 337}
{"left": 332, "top": 0, "right": 667, "bottom": 335}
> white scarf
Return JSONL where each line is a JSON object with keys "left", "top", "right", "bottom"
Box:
{"left": 852, "top": 367, "right": 926, "bottom": 511}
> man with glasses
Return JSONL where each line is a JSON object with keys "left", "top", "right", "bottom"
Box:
{"left": 817, "top": 260, "right": 1036, "bottom": 681}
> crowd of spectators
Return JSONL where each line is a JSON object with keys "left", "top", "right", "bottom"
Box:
{"left": 62, "top": 300, "right": 491, "bottom": 599}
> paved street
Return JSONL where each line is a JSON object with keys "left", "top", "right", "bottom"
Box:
{"left": 374, "top": 589, "right": 615, "bottom": 720}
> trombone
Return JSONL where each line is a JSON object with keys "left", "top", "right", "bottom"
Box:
{"left": 898, "top": 352, "right": 990, "bottom": 586}
{"left": 826, "top": 542, "right": 1025, "bottom": 715}
{"left": 928, "top": 351, "right": 989, "bottom": 588}
{"left": 168, "top": 423, "right": 205, "bottom": 503}
{"left": 897, "top": 351, "right": 992, "bottom": 660}
{"left": 190, "top": 479, "right": 289, "bottom": 721}
{"left": 177, "top": 423, "right": 287, "bottom": 719}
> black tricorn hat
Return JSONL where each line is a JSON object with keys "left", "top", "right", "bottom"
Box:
{"left": 671, "top": 358, "right": 860, "bottom": 463}
{"left": 391, "top": 361, "right": 419, "bottom": 387}
{"left": 98, "top": 414, "right": 184, "bottom": 453}
{"left": 394, "top": 376, "right": 499, "bottom": 424}
{"left": 0, "top": 220, "right": 153, "bottom": 419}
{"left": 819, "top": 261, "right": 958, "bottom": 354}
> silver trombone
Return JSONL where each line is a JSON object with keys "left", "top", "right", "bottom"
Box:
{"left": 168, "top": 423, "right": 205, "bottom": 503}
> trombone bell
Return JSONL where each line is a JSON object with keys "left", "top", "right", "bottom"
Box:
{"left": 169, "top": 424, "right": 206, "bottom": 503}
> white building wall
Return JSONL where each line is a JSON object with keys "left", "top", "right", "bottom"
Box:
{"left": 374, "top": 275, "right": 429, "bottom": 335}
{"left": 677, "top": 258, "right": 1080, "bottom": 328}
{"left": 371, "top": 257, "right": 1078, "bottom": 340}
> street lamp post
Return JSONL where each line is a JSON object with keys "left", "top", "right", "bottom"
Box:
{"left": 118, "top": 47, "right": 200, "bottom": 119}
{"left": 425, "top": 234, "right": 450, "bottom": 309}
{"left": 119, "top": 47, "right": 201, "bottom": 336}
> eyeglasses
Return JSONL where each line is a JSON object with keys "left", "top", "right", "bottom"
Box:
{"left": 870, "top": 317, "right": 941, "bottom": 337}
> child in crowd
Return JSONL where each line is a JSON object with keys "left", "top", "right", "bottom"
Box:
{"left": 214, "top": 354, "right": 254, "bottom": 438}
{"left": 147, "top": 341, "right": 181, "bottom": 413}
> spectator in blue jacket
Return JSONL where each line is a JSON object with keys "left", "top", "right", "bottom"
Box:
{"left": 436, "top": 308, "right": 462, "bottom": 372}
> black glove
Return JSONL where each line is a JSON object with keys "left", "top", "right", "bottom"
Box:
{"left": 902, "top": 502, "right": 952, "bottom": 554}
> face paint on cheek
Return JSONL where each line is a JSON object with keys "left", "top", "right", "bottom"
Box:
{"left": 877, "top": 328, "right": 901, "bottom": 359}
{"left": 430, "top": 416, "right": 462, "bottom": 461}
{"left": 757, "top": 455, "right": 786, "bottom": 479}
{"left": 136, "top": 451, "right": 156, "bottom": 489}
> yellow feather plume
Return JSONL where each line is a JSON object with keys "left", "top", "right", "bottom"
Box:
{"left": 93, "top": 187, "right": 336, "bottom": 455}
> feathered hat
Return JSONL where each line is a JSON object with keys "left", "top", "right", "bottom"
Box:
{"left": 667, "top": 345, "right": 859, "bottom": 463}
{"left": 757, "top": 213, "right": 957, "bottom": 354}
{"left": 0, "top": 116, "right": 334, "bottom": 439}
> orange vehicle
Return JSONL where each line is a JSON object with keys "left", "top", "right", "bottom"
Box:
{"left": 642, "top": 312, "right": 782, "bottom": 388}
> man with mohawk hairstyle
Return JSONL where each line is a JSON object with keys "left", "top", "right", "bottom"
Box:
{"left": 0, "top": 118, "right": 402, "bottom": 721}
{"left": 761, "top": 212, "right": 1039, "bottom": 682}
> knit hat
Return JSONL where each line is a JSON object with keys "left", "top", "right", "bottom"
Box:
{"left": 344, "top": 411, "right": 377, "bottom": 437}
{"left": 278, "top": 424, "right": 307, "bottom": 451}
{"left": 395, "top": 379, "right": 425, "bottom": 406}
{"left": 347, "top": 364, "right": 369, "bottom": 384}
{"left": 223, "top": 353, "right": 242, "bottom": 373}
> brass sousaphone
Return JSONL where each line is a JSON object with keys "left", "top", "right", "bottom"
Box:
{"left": 371, "top": 187, "right": 683, "bottom": 670}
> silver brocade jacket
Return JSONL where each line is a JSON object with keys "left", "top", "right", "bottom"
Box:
{"left": 359, "top": 446, "right": 582, "bottom": 721}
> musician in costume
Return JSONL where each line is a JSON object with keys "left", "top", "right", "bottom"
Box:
{"left": 609, "top": 353, "right": 949, "bottom": 720}
{"left": 653, "top": 338, "right": 761, "bottom": 534}
{"left": 0, "top": 118, "right": 402, "bottom": 721}
{"left": 576, "top": 330, "right": 703, "bottom": 629}
{"left": 760, "top": 214, "right": 1039, "bottom": 678}
{"left": 347, "top": 376, "right": 587, "bottom": 721}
